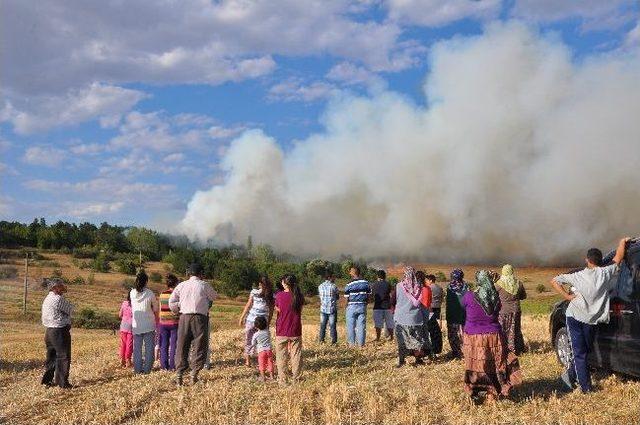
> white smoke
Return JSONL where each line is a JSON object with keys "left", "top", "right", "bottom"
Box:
{"left": 181, "top": 22, "right": 640, "bottom": 264}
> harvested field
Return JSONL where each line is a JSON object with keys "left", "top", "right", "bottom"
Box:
{"left": 2, "top": 252, "right": 639, "bottom": 424}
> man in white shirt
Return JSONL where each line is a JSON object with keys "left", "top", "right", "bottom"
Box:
{"left": 551, "top": 237, "right": 630, "bottom": 393}
{"left": 41, "top": 278, "right": 74, "bottom": 389}
{"left": 169, "top": 263, "right": 218, "bottom": 385}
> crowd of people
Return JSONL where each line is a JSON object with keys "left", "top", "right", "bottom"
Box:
{"left": 40, "top": 236, "right": 631, "bottom": 401}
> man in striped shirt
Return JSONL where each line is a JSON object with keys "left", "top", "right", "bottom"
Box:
{"left": 344, "top": 266, "right": 371, "bottom": 347}
{"left": 41, "top": 278, "right": 74, "bottom": 389}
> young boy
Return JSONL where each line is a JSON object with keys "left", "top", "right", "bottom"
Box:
{"left": 249, "top": 316, "right": 275, "bottom": 382}
{"left": 551, "top": 237, "right": 630, "bottom": 393}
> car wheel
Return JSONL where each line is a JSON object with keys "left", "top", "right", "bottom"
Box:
{"left": 555, "top": 327, "right": 573, "bottom": 369}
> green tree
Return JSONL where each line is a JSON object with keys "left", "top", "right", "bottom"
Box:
{"left": 126, "top": 227, "right": 164, "bottom": 261}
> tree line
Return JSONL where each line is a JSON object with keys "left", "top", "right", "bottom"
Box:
{"left": 0, "top": 219, "right": 380, "bottom": 297}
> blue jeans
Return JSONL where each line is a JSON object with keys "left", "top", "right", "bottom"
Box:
{"left": 133, "top": 331, "right": 155, "bottom": 374}
{"left": 566, "top": 316, "right": 595, "bottom": 392}
{"left": 319, "top": 311, "right": 337, "bottom": 344}
{"left": 345, "top": 304, "right": 367, "bottom": 346}
{"left": 159, "top": 324, "right": 178, "bottom": 370}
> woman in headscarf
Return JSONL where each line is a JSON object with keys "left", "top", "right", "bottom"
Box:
{"left": 495, "top": 265, "right": 527, "bottom": 355}
{"left": 445, "top": 269, "right": 467, "bottom": 359}
{"left": 461, "top": 270, "right": 521, "bottom": 402}
{"left": 393, "top": 267, "right": 429, "bottom": 367}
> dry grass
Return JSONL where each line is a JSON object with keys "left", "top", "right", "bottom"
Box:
{"left": 2, "top": 317, "right": 640, "bottom": 424}
{"left": 1, "top": 252, "right": 639, "bottom": 424}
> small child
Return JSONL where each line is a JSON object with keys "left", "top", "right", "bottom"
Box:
{"left": 118, "top": 292, "right": 133, "bottom": 367}
{"left": 249, "top": 316, "right": 274, "bottom": 382}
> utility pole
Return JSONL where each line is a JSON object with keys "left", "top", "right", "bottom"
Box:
{"left": 22, "top": 252, "right": 29, "bottom": 314}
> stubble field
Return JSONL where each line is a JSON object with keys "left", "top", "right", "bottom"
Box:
{"left": 1, "top": 252, "right": 639, "bottom": 424}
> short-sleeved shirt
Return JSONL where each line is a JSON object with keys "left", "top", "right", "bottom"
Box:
{"left": 246, "top": 288, "right": 269, "bottom": 326}
{"left": 555, "top": 264, "right": 619, "bottom": 325}
{"left": 251, "top": 329, "right": 272, "bottom": 353}
{"left": 371, "top": 280, "right": 392, "bottom": 310}
{"left": 344, "top": 279, "right": 371, "bottom": 305}
{"left": 275, "top": 291, "right": 302, "bottom": 337}
{"left": 318, "top": 280, "right": 339, "bottom": 314}
{"left": 429, "top": 284, "right": 444, "bottom": 308}
{"left": 119, "top": 301, "right": 133, "bottom": 332}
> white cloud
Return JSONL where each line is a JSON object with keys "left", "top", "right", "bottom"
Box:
{"left": 0, "top": 162, "right": 19, "bottom": 176}
{"left": 63, "top": 201, "right": 125, "bottom": 218}
{"left": 69, "top": 143, "right": 104, "bottom": 155}
{"left": 625, "top": 22, "right": 640, "bottom": 47}
{"left": 22, "top": 146, "right": 67, "bottom": 167}
{"left": 0, "top": 195, "right": 13, "bottom": 217}
{"left": 512, "top": 0, "right": 636, "bottom": 31}
{"left": 108, "top": 111, "right": 239, "bottom": 153}
{"left": 385, "top": 0, "right": 501, "bottom": 26}
{"left": 268, "top": 79, "right": 338, "bottom": 102}
{"left": 2, "top": 0, "right": 419, "bottom": 97}
{"left": 163, "top": 153, "right": 185, "bottom": 163}
{"left": 326, "top": 62, "right": 386, "bottom": 88}
{"left": 2, "top": 83, "right": 146, "bottom": 135}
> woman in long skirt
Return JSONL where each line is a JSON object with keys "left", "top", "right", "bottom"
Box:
{"left": 445, "top": 269, "right": 467, "bottom": 359}
{"left": 461, "top": 270, "right": 521, "bottom": 401}
{"left": 394, "top": 267, "right": 430, "bottom": 367}
{"left": 495, "top": 265, "right": 527, "bottom": 355}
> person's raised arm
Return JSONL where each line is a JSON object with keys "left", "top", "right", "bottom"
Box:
{"left": 239, "top": 296, "right": 253, "bottom": 327}
{"left": 612, "top": 237, "right": 632, "bottom": 265}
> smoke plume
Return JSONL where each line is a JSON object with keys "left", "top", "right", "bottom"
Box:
{"left": 181, "top": 22, "right": 640, "bottom": 264}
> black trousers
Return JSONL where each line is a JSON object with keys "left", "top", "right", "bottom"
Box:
{"left": 175, "top": 314, "right": 209, "bottom": 376}
{"left": 42, "top": 326, "right": 71, "bottom": 388}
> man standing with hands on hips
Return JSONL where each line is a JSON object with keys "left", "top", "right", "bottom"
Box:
{"left": 551, "top": 237, "right": 631, "bottom": 393}
{"left": 41, "top": 277, "right": 74, "bottom": 389}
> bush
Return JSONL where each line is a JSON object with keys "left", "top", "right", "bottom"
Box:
{"left": 122, "top": 277, "right": 135, "bottom": 290}
{"left": 114, "top": 253, "right": 139, "bottom": 275}
{"left": 0, "top": 266, "right": 18, "bottom": 279}
{"left": 38, "top": 260, "right": 61, "bottom": 268}
{"left": 73, "top": 245, "right": 100, "bottom": 259}
{"left": 87, "top": 272, "right": 95, "bottom": 285}
{"left": 70, "top": 275, "right": 85, "bottom": 285}
{"left": 388, "top": 276, "right": 399, "bottom": 285}
{"left": 57, "top": 246, "right": 71, "bottom": 255}
{"left": 217, "top": 260, "right": 259, "bottom": 297}
{"left": 73, "top": 307, "right": 119, "bottom": 329}
{"left": 150, "top": 271, "right": 162, "bottom": 283}
{"left": 434, "top": 271, "right": 447, "bottom": 282}
{"left": 90, "top": 252, "right": 111, "bottom": 273}
{"left": 536, "top": 283, "right": 547, "bottom": 293}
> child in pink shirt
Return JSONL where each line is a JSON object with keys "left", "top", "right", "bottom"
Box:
{"left": 118, "top": 292, "right": 133, "bottom": 367}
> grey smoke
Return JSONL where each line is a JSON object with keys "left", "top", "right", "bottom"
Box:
{"left": 181, "top": 22, "right": 640, "bottom": 264}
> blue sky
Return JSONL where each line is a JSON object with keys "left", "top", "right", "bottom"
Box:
{"left": 1, "top": 0, "right": 639, "bottom": 230}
